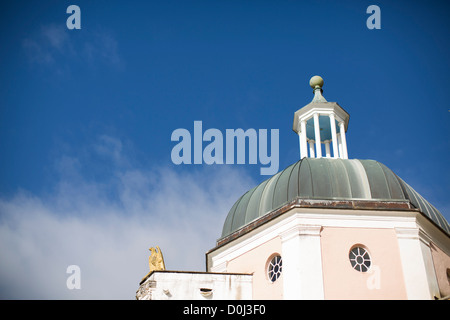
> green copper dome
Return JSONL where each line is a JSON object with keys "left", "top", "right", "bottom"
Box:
{"left": 221, "top": 158, "right": 449, "bottom": 239}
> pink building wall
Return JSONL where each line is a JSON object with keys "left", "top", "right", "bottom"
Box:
{"left": 320, "top": 227, "right": 408, "bottom": 299}
{"left": 210, "top": 217, "right": 449, "bottom": 299}
{"left": 430, "top": 242, "right": 450, "bottom": 297}
{"left": 226, "top": 237, "right": 283, "bottom": 299}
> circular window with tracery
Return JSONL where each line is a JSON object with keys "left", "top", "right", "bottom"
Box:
{"left": 267, "top": 255, "right": 282, "bottom": 282}
{"left": 349, "top": 246, "right": 371, "bottom": 272}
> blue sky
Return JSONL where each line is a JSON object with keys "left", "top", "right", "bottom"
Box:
{"left": 0, "top": 0, "right": 449, "bottom": 299}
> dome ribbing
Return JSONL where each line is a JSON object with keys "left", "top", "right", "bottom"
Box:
{"left": 221, "top": 158, "right": 449, "bottom": 239}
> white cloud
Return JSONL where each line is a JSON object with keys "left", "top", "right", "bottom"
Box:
{"left": 0, "top": 135, "right": 254, "bottom": 299}
{"left": 22, "top": 24, "right": 122, "bottom": 69}
{"left": 22, "top": 24, "right": 70, "bottom": 65}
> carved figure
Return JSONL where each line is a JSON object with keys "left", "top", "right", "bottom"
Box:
{"left": 148, "top": 246, "right": 165, "bottom": 272}
{"left": 141, "top": 246, "right": 166, "bottom": 283}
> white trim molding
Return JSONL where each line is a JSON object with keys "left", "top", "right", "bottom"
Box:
{"left": 395, "top": 227, "right": 440, "bottom": 299}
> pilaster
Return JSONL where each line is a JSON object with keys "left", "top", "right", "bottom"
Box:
{"left": 281, "top": 225, "right": 324, "bottom": 299}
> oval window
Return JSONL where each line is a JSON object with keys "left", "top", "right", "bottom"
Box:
{"left": 267, "top": 255, "right": 282, "bottom": 282}
{"left": 349, "top": 246, "right": 371, "bottom": 272}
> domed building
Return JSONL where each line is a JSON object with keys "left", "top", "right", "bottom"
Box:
{"left": 136, "top": 76, "right": 450, "bottom": 300}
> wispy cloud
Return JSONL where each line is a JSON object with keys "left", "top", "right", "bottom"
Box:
{"left": 83, "top": 31, "right": 121, "bottom": 67}
{"left": 0, "top": 135, "right": 254, "bottom": 299}
{"left": 22, "top": 24, "right": 123, "bottom": 70}
{"left": 22, "top": 24, "right": 69, "bottom": 64}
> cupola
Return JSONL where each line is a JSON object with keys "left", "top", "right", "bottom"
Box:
{"left": 293, "top": 75, "right": 350, "bottom": 159}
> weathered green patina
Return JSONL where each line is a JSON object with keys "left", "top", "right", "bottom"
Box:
{"left": 221, "top": 158, "right": 449, "bottom": 239}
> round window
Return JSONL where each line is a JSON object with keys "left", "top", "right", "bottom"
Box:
{"left": 267, "top": 255, "right": 282, "bottom": 282}
{"left": 349, "top": 246, "right": 371, "bottom": 272}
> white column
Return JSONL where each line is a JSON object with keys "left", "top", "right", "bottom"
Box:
{"left": 337, "top": 133, "right": 343, "bottom": 158}
{"left": 395, "top": 228, "right": 435, "bottom": 299}
{"left": 281, "top": 225, "right": 324, "bottom": 300}
{"left": 308, "top": 140, "right": 315, "bottom": 158}
{"left": 300, "top": 120, "right": 308, "bottom": 159}
{"left": 313, "top": 113, "right": 322, "bottom": 158}
{"left": 298, "top": 133, "right": 304, "bottom": 159}
{"left": 324, "top": 140, "right": 331, "bottom": 158}
{"left": 417, "top": 230, "right": 440, "bottom": 298}
{"left": 339, "top": 122, "right": 348, "bottom": 159}
{"left": 329, "top": 114, "right": 339, "bottom": 158}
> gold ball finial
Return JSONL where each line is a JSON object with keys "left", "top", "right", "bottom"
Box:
{"left": 309, "top": 75, "right": 324, "bottom": 89}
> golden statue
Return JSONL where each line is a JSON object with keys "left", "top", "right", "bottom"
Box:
{"left": 141, "top": 246, "right": 165, "bottom": 282}
{"left": 148, "top": 246, "right": 165, "bottom": 272}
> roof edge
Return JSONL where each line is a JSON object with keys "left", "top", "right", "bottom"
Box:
{"left": 215, "top": 197, "right": 416, "bottom": 248}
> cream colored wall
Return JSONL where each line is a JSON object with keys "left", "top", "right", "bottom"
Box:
{"left": 320, "top": 227, "right": 408, "bottom": 299}
{"left": 226, "top": 237, "right": 283, "bottom": 299}
{"left": 136, "top": 271, "right": 253, "bottom": 300}
{"left": 430, "top": 242, "right": 450, "bottom": 297}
